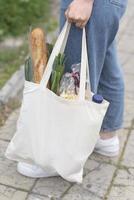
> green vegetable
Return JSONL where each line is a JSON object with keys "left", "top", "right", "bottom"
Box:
{"left": 24, "top": 56, "right": 34, "bottom": 82}
{"left": 50, "top": 53, "right": 66, "bottom": 94}
{"left": 47, "top": 43, "right": 54, "bottom": 58}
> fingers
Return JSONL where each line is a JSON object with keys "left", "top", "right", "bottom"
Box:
{"left": 79, "top": 21, "right": 87, "bottom": 28}
{"left": 75, "top": 22, "right": 83, "bottom": 28}
{"left": 75, "top": 19, "right": 87, "bottom": 28}
{"left": 65, "top": 9, "right": 87, "bottom": 28}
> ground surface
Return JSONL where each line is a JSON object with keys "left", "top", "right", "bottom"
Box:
{"left": 0, "top": 0, "right": 134, "bottom": 199}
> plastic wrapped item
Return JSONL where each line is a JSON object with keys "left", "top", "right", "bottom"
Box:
{"left": 59, "top": 63, "right": 81, "bottom": 100}
{"left": 59, "top": 73, "right": 77, "bottom": 100}
{"left": 72, "top": 63, "right": 91, "bottom": 100}
{"left": 71, "top": 63, "right": 81, "bottom": 74}
{"left": 71, "top": 63, "right": 80, "bottom": 95}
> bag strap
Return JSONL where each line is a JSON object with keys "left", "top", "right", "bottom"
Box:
{"left": 79, "top": 28, "right": 91, "bottom": 100}
{"left": 40, "top": 21, "right": 91, "bottom": 100}
{"left": 40, "top": 21, "right": 71, "bottom": 87}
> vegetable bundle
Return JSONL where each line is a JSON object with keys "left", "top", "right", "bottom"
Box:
{"left": 50, "top": 53, "right": 65, "bottom": 94}
{"left": 24, "top": 27, "right": 65, "bottom": 95}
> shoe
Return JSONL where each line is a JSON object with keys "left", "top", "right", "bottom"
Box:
{"left": 94, "top": 136, "right": 119, "bottom": 157}
{"left": 17, "top": 162, "right": 58, "bottom": 178}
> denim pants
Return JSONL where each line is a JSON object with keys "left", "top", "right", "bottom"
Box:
{"left": 60, "top": 0, "right": 128, "bottom": 132}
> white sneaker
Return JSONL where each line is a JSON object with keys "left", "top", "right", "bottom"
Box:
{"left": 17, "top": 162, "right": 58, "bottom": 178}
{"left": 94, "top": 136, "right": 119, "bottom": 157}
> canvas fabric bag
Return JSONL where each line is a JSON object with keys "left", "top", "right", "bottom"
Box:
{"left": 5, "top": 22, "right": 109, "bottom": 183}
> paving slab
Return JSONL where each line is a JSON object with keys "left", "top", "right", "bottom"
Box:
{"left": 0, "top": 184, "right": 28, "bottom": 200}
{"left": 0, "top": 140, "right": 36, "bottom": 191}
{"left": 107, "top": 168, "right": 134, "bottom": 200}
{"left": 107, "top": 185, "right": 134, "bottom": 200}
{"left": 113, "top": 168, "right": 134, "bottom": 186}
{"left": 0, "top": 109, "right": 19, "bottom": 141}
{"left": 32, "top": 176, "right": 71, "bottom": 198}
{"left": 82, "top": 163, "right": 116, "bottom": 198}
{"left": 27, "top": 193, "right": 50, "bottom": 200}
{"left": 118, "top": 51, "right": 131, "bottom": 66}
{"left": 121, "top": 130, "right": 134, "bottom": 168}
{"left": 124, "top": 100, "right": 134, "bottom": 128}
{"left": 124, "top": 75, "right": 134, "bottom": 95}
{"left": 62, "top": 185, "right": 101, "bottom": 200}
{"left": 118, "top": 34, "right": 134, "bottom": 54}
{"left": 123, "top": 55, "right": 134, "bottom": 75}
{"left": 84, "top": 159, "right": 101, "bottom": 174}
{"left": 0, "top": 0, "right": 134, "bottom": 199}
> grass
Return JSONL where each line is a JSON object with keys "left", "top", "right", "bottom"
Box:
{"left": 0, "top": 42, "right": 28, "bottom": 88}
{"left": 0, "top": 0, "right": 50, "bottom": 40}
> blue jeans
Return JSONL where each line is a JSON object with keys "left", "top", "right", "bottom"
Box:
{"left": 60, "top": 0, "right": 128, "bottom": 132}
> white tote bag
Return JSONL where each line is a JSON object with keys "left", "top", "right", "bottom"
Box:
{"left": 5, "top": 22, "right": 109, "bottom": 183}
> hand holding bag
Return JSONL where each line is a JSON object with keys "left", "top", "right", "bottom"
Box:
{"left": 5, "top": 22, "right": 109, "bottom": 183}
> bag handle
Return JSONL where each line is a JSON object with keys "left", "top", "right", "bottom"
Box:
{"left": 40, "top": 21, "right": 71, "bottom": 87}
{"left": 79, "top": 27, "right": 91, "bottom": 100}
{"left": 40, "top": 21, "right": 91, "bottom": 100}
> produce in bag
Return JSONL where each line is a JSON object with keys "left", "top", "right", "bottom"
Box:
{"left": 24, "top": 26, "right": 66, "bottom": 92}
{"left": 59, "top": 63, "right": 81, "bottom": 100}
{"left": 71, "top": 63, "right": 90, "bottom": 99}
{"left": 59, "top": 73, "right": 78, "bottom": 100}
{"left": 24, "top": 42, "right": 54, "bottom": 83}
{"left": 47, "top": 43, "right": 54, "bottom": 58}
{"left": 71, "top": 63, "right": 80, "bottom": 95}
{"left": 59, "top": 63, "right": 91, "bottom": 100}
{"left": 30, "top": 28, "right": 48, "bottom": 83}
{"left": 50, "top": 53, "right": 66, "bottom": 94}
{"left": 59, "top": 73, "right": 75, "bottom": 99}
{"left": 24, "top": 56, "right": 34, "bottom": 82}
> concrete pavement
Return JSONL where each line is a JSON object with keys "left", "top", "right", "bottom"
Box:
{"left": 0, "top": 0, "right": 134, "bottom": 199}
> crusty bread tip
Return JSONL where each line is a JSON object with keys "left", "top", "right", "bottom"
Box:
{"left": 30, "top": 28, "right": 48, "bottom": 83}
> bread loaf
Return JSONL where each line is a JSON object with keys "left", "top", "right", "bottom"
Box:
{"left": 30, "top": 28, "right": 48, "bottom": 83}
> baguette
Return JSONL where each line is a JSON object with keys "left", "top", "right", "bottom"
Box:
{"left": 30, "top": 28, "right": 48, "bottom": 83}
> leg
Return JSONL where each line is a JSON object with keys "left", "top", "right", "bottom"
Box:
{"left": 98, "top": 40, "right": 125, "bottom": 134}
{"left": 60, "top": 0, "right": 127, "bottom": 132}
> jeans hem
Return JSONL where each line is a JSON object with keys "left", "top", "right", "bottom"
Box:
{"left": 100, "top": 125, "right": 123, "bottom": 133}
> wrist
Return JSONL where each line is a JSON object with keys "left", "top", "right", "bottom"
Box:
{"left": 75, "top": 0, "right": 94, "bottom": 2}
{"left": 80, "top": 0, "right": 94, "bottom": 4}
{"left": 84, "top": 0, "right": 94, "bottom": 2}
{"left": 74, "top": 0, "right": 94, "bottom": 4}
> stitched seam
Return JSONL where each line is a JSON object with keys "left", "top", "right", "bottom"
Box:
{"left": 110, "top": 0, "right": 124, "bottom": 8}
